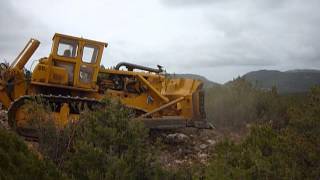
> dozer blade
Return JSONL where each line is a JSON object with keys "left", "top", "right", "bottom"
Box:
{"left": 138, "top": 117, "right": 187, "bottom": 129}
{"left": 137, "top": 117, "right": 212, "bottom": 129}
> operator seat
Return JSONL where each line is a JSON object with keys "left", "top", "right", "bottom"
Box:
{"left": 63, "top": 49, "right": 71, "bottom": 57}
{"left": 53, "top": 49, "right": 74, "bottom": 85}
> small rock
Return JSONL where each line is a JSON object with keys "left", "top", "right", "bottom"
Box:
{"left": 246, "top": 123, "right": 252, "bottom": 129}
{"left": 199, "top": 144, "right": 208, "bottom": 150}
{"left": 198, "top": 153, "right": 208, "bottom": 159}
{"left": 166, "top": 133, "right": 189, "bottom": 144}
{"left": 194, "top": 146, "right": 201, "bottom": 151}
{"left": 206, "top": 139, "right": 216, "bottom": 146}
{"left": 174, "top": 160, "right": 184, "bottom": 164}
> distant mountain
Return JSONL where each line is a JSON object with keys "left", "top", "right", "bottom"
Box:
{"left": 242, "top": 69, "right": 320, "bottom": 94}
{"left": 172, "top": 74, "right": 220, "bottom": 88}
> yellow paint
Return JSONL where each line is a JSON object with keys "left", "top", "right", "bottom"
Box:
{"left": 58, "top": 103, "right": 70, "bottom": 127}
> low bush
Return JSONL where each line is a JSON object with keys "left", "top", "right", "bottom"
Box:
{"left": 29, "top": 99, "right": 174, "bottom": 180}
{"left": 0, "top": 128, "right": 63, "bottom": 180}
{"left": 205, "top": 87, "right": 320, "bottom": 179}
{"left": 205, "top": 78, "right": 296, "bottom": 130}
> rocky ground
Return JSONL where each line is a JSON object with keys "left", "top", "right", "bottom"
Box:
{"left": 149, "top": 127, "right": 247, "bottom": 169}
{"left": 0, "top": 109, "right": 247, "bottom": 169}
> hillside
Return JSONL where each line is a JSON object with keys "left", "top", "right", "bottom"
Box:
{"left": 173, "top": 74, "right": 220, "bottom": 88}
{"left": 1, "top": 78, "right": 320, "bottom": 179}
{"left": 242, "top": 69, "right": 320, "bottom": 93}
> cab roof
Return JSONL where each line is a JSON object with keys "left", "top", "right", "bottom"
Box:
{"left": 53, "top": 33, "right": 108, "bottom": 47}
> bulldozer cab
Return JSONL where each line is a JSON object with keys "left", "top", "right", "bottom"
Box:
{"left": 50, "top": 33, "right": 107, "bottom": 90}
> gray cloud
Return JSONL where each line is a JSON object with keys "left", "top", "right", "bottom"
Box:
{"left": 162, "top": 0, "right": 218, "bottom": 6}
{"left": 159, "top": 0, "right": 320, "bottom": 72}
{"left": 0, "top": 0, "right": 319, "bottom": 83}
{"left": 0, "top": 1, "right": 49, "bottom": 62}
{"left": 162, "top": 0, "right": 287, "bottom": 8}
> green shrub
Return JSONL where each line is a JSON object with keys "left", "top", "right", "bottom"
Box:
{"left": 32, "top": 99, "right": 172, "bottom": 180}
{"left": 205, "top": 87, "right": 320, "bottom": 180}
{"left": 0, "top": 128, "right": 63, "bottom": 180}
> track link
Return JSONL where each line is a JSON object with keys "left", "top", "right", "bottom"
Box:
{"left": 8, "top": 94, "right": 103, "bottom": 140}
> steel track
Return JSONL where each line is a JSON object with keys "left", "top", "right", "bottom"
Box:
{"left": 8, "top": 94, "right": 103, "bottom": 140}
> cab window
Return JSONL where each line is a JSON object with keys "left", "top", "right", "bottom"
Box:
{"left": 79, "top": 65, "right": 93, "bottom": 83}
{"left": 57, "top": 39, "right": 78, "bottom": 58}
{"left": 82, "top": 45, "right": 99, "bottom": 63}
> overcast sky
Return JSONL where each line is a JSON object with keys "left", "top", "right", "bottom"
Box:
{"left": 1, "top": 0, "right": 319, "bottom": 83}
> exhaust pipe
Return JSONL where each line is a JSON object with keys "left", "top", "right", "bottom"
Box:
{"left": 115, "top": 62, "right": 163, "bottom": 73}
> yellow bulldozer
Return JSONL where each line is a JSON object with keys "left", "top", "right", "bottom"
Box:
{"left": 0, "top": 33, "right": 210, "bottom": 138}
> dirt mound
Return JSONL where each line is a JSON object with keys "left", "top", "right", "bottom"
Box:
{"left": 149, "top": 128, "right": 220, "bottom": 169}
{"left": 149, "top": 127, "right": 248, "bottom": 169}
